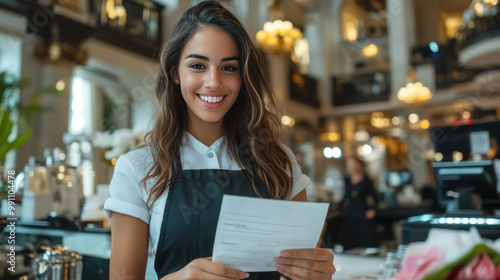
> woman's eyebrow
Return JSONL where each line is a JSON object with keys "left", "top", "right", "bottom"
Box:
{"left": 185, "top": 54, "right": 239, "bottom": 62}
{"left": 221, "top": 56, "right": 238, "bottom": 62}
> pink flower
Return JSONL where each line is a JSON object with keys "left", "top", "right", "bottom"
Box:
{"left": 456, "top": 252, "right": 495, "bottom": 280}
{"left": 394, "top": 246, "right": 444, "bottom": 280}
{"left": 496, "top": 263, "right": 500, "bottom": 279}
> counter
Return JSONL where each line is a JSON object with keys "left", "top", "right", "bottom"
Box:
{"left": 2, "top": 222, "right": 385, "bottom": 280}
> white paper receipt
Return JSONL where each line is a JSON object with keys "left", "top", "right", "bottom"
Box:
{"left": 212, "top": 194, "right": 329, "bottom": 272}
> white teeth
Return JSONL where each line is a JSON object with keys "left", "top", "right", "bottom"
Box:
{"left": 199, "top": 95, "right": 224, "bottom": 103}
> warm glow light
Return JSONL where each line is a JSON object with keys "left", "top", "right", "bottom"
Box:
{"left": 362, "top": 44, "right": 378, "bottom": 57}
{"left": 328, "top": 132, "right": 341, "bottom": 142}
{"left": 293, "top": 38, "right": 310, "bottom": 74}
{"left": 435, "top": 153, "right": 443, "bottom": 162}
{"left": 475, "top": 3, "right": 484, "bottom": 17}
{"left": 453, "top": 151, "right": 463, "bottom": 162}
{"left": 445, "top": 17, "right": 462, "bottom": 39}
{"left": 462, "top": 111, "right": 471, "bottom": 120}
{"left": 392, "top": 116, "right": 402, "bottom": 126}
{"left": 347, "top": 28, "right": 358, "bottom": 41}
{"left": 370, "top": 113, "right": 390, "bottom": 128}
{"left": 56, "top": 80, "right": 65, "bottom": 91}
{"left": 281, "top": 115, "right": 295, "bottom": 127}
{"left": 256, "top": 20, "right": 303, "bottom": 54}
{"left": 420, "top": 119, "right": 430, "bottom": 129}
{"left": 397, "top": 82, "right": 432, "bottom": 104}
{"left": 408, "top": 113, "right": 419, "bottom": 124}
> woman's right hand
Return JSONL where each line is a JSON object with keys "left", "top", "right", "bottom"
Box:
{"left": 162, "top": 257, "right": 249, "bottom": 280}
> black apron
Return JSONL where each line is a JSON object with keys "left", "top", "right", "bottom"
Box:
{"left": 154, "top": 165, "right": 283, "bottom": 280}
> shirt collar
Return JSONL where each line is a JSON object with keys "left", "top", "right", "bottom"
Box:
{"left": 183, "top": 131, "right": 225, "bottom": 154}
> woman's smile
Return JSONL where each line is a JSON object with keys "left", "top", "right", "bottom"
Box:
{"left": 196, "top": 93, "right": 228, "bottom": 108}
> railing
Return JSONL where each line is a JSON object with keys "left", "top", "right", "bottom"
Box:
{"left": 455, "top": 0, "right": 500, "bottom": 51}
{"left": 0, "top": 0, "right": 164, "bottom": 60}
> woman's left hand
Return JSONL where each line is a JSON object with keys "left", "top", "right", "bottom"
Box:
{"left": 274, "top": 248, "right": 336, "bottom": 280}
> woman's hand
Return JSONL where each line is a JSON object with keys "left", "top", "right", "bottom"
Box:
{"left": 273, "top": 248, "right": 336, "bottom": 280}
{"left": 162, "top": 257, "right": 249, "bottom": 280}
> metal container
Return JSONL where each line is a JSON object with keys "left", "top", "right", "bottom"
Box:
{"left": 33, "top": 246, "right": 82, "bottom": 280}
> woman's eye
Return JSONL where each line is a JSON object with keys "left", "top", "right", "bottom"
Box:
{"left": 222, "top": 65, "right": 238, "bottom": 71}
{"left": 189, "top": 64, "right": 205, "bottom": 70}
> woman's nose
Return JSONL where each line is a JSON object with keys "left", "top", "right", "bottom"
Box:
{"left": 205, "top": 68, "right": 222, "bottom": 88}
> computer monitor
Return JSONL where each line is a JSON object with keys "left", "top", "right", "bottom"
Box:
{"left": 432, "top": 160, "right": 500, "bottom": 214}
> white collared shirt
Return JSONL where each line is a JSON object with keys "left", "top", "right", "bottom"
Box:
{"left": 104, "top": 132, "right": 311, "bottom": 252}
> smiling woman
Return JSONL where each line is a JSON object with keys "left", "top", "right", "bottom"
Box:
{"left": 104, "top": 1, "right": 335, "bottom": 280}
{"left": 173, "top": 27, "right": 241, "bottom": 137}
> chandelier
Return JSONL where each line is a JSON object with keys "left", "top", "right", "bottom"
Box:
{"left": 397, "top": 82, "right": 432, "bottom": 104}
{"left": 256, "top": 20, "right": 303, "bottom": 54}
{"left": 397, "top": 70, "right": 432, "bottom": 104}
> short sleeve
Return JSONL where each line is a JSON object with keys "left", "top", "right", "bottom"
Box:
{"left": 282, "top": 144, "right": 312, "bottom": 199}
{"left": 103, "top": 155, "right": 150, "bottom": 224}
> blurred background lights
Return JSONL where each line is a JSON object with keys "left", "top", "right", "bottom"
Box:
{"left": 429, "top": 41, "right": 439, "bottom": 53}
{"left": 420, "top": 119, "right": 430, "bottom": 129}
{"left": 408, "top": 113, "right": 419, "bottom": 124}
{"left": 328, "top": 132, "right": 341, "bottom": 142}
{"left": 324, "top": 147, "right": 333, "bottom": 158}
{"left": 452, "top": 151, "right": 463, "bottom": 162}
{"left": 391, "top": 116, "right": 402, "bottom": 126}
{"left": 354, "top": 130, "right": 369, "bottom": 142}
{"left": 281, "top": 115, "right": 295, "bottom": 127}
{"left": 362, "top": 44, "right": 378, "bottom": 57}
{"left": 324, "top": 147, "right": 342, "bottom": 159}
{"left": 358, "top": 144, "right": 373, "bottom": 156}
{"left": 435, "top": 152, "right": 443, "bottom": 162}
{"left": 56, "top": 80, "right": 65, "bottom": 91}
{"left": 331, "top": 147, "right": 342, "bottom": 159}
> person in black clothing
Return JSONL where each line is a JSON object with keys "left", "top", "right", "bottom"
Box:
{"left": 339, "top": 156, "right": 378, "bottom": 250}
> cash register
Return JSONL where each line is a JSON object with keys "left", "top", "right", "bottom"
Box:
{"left": 401, "top": 159, "right": 500, "bottom": 243}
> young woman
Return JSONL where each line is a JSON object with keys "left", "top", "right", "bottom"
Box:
{"left": 104, "top": 1, "right": 335, "bottom": 279}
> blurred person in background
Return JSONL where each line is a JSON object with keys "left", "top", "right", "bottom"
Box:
{"left": 339, "top": 156, "right": 379, "bottom": 250}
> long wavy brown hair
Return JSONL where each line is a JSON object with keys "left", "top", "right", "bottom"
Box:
{"left": 142, "top": 0, "right": 293, "bottom": 207}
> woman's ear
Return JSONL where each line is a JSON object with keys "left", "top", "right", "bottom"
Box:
{"left": 171, "top": 68, "right": 179, "bottom": 85}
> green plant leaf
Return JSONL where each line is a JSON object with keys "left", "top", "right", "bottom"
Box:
{"left": 8, "top": 128, "right": 33, "bottom": 149}
{"left": 0, "top": 110, "right": 13, "bottom": 144}
{"left": 0, "top": 129, "right": 32, "bottom": 164}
